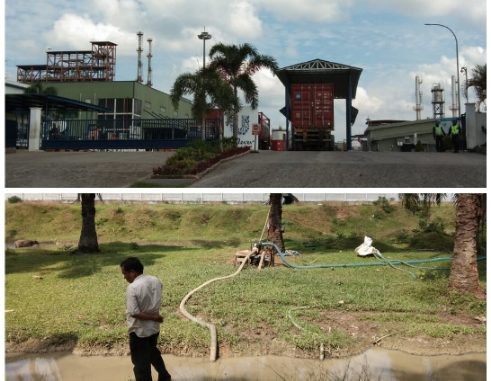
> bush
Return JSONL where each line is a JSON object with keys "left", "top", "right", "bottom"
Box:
{"left": 153, "top": 142, "right": 249, "bottom": 177}
{"left": 8, "top": 196, "right": 22, "bottom": 204}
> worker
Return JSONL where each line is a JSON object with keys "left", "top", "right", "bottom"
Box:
{"left": 432, "top": 120, "right": 446, "bottom": 152}
{"left": 450, "top": 119, "right": 461, "bottom": 153}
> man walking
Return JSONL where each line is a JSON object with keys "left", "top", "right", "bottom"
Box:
{"left": 120, "top": 257, "right": 172, "bottom": 381}
{"left": 450, "top": 119, "right": 461, "bottom": 153}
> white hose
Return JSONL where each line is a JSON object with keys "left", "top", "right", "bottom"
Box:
{"left": 179, "top": 206, "right": 271, "bottom": 361}
{"left": 179, "top": 249, "right": 255, "bottom": 361}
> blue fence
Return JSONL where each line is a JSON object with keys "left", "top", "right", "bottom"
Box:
{"left": 41, "top": 118, "right": 221, "bottom": 150}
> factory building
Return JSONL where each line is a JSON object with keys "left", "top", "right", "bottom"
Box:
{"left": 9, "top": 38, "right": 201, "bottom": 151}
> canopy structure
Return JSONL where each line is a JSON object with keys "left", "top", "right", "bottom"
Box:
{"left": 6, "top": 94, "right": 108, "bottom": 112}
{"left": 277, "top": 58, "right": 362, "bottom": 149}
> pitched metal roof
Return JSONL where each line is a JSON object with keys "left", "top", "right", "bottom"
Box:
{"left": 277, "top": 58, "right": 362, "bottom": 99}
{"left": 5, "top": 94, "right": 108, "bottom": 112}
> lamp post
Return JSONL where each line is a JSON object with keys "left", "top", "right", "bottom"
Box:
{"left": 197, "top": 28, "right": 212, "bottom": 70}
{"left": 424, "top": 23, "right": 461, "bottom": 119}
{"left": 197, "top": 28, "right": 212, "bottom": 141}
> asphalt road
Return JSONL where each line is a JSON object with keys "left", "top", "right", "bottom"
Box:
{"left": 191, "top": 151, "right": 486, "bottom": 188}
{"left": 6, "top": 150, "right": 486, "bottom": 188}
{"left": 5, "top": 151, "right": 173, "bottom": 188}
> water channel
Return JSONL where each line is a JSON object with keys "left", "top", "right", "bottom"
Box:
{"left": 5, "top": 348, "right": 486, "bottom": 381}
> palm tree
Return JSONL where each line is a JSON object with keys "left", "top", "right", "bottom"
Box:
{"left": 401, "top": 193, "right": 485, "bottom": 298}
{"left": 171, "top": 66, "right": 236, "bottom": 143}
{"left": 268, "top": 193, "right": 285, "bottom": 252}
{"left": 209, "top": 43, "right": 279, "bottom": 143}
{"left": 399, "top": 193, "right": 444, "bottom": 225}
{"left": 448, "top": 194, "right": 485, "bottom": 299}
{"left": 78, "top": 193, "right": 99, "bottom": 253}
{"left": 466, "top": 64, "right": 486, "bottom": 107}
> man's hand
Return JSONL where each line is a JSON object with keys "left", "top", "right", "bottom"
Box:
{"left": 132, "top": 311, "right": 164, "bottom": 323}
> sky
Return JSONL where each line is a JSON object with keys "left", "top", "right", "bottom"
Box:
{"left": 4, "top": 0, "right": 487, "bottom": 141}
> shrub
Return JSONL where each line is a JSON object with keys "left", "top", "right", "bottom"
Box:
{"left": 8, "top": 196, "right": 22, "bottom": 204}
{"left": 153, "top": 142, "right": 249, "bottom": 177}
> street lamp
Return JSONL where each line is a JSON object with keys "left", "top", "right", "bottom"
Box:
{"left": 424, "top": 23, "right": 461, "bottom": 119}
{"left": 197, "top": 28, "right": 212, "bottom": 70}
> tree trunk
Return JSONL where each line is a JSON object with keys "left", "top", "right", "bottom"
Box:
{"left": 268, "top": 194, "right": 285, "bottom": 252}
{"left": 232, "top": 86, "right": 239, "bottom": 144}
{"left": 448, "top": 194, "right": 485, "bottom": 299}
{"left": 78, "top": 193, "right": 99, "bottom": 253}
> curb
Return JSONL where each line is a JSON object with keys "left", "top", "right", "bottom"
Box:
{"left": 130, "top": 150, "right": 251, "bottom": 187}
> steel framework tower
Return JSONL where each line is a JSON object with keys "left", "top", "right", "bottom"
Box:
{"left": 17, "top": 41, "right": 117, "bottom": 83}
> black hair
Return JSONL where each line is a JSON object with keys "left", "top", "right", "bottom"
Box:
{"left": 120, "top": 257, "right": 144, "bottom": 274}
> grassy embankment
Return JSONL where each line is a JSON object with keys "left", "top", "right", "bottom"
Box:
{"left": 5, "top": 200, "right": 486, "bottom": 358}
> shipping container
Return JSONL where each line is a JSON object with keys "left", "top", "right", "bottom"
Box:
{"left": 290, "top": 83, "right": 334, "bottom": 150}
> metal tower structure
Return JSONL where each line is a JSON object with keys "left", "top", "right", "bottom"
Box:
{"left": 431, "top": 83, "right": 445, "bottom": 119}
{"left": 414, "top": 76, "right": 423, "bottom": 120}
{"left": 146, "top": 38, "right": 153, "bottom": 87}
{"left": 136, "top": 32, "right": 144, "bottom": 83}
{"left": 17, "top": 41, "right": 117, "bottom": 83}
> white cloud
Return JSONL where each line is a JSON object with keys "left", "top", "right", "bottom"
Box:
{"left": 353, "top": 87, "right": 384, "bottom": 114}
{"left": 227, "top": 1, "right": 263, "bottom": 38}
{"left": 45, "top": 14, "right": 136, "bottom": 54}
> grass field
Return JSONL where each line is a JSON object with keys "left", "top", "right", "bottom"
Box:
{"left": 5, "top": 200, "right": 486, "bottom": 357}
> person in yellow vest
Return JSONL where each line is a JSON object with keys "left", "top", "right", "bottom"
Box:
{"left": 450, "top": 119, "right": 461, "bottom": 153}
{"left": 432, "top": 120, "right": 446, "bottom": 152}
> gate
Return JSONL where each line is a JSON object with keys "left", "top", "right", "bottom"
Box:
{"left": 41, "top": 118, "right": 221, "bottom": 150}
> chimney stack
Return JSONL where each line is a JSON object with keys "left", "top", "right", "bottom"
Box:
{"left": 146, "top": 38, "right": 153, "bottom": 87}
{"left": 136, "top": 32, "right": 143, "bottom": 83}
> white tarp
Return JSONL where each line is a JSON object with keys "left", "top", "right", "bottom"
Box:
{"left": 355, "top": 236, "right": 381, "bottom": 257}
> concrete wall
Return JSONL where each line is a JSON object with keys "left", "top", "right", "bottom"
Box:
{"left": 366, "top": 120, "right": 435, "bottom": 152}
{"left": 465, "top": 103, "right": 486, "bottom": 149}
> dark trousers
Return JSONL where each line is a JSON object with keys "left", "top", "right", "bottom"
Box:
{"left": 435, "top": 136, "right": 444, "bottom": 152}
{"left": 129, "top": 332, "right": 171, "bottom": 381}
{"left": 452, "top": 134, "right": 460, "bottom": 152}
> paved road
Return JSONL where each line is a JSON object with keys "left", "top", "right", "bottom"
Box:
{"left": 6, "top": 151, "right": 173, "bottom": 188}
{"left": 6, "top": 150, "right": 486, "bottom": 188}
{"left": 191, "top": 151, "right": 486, "bottom": 188}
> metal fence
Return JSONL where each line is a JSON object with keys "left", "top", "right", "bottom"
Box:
{"left": 41, "top": 118, "right": 221, "bottom": 150}
{"left": 6, "top": 193, "right": 399, "bottom": 204}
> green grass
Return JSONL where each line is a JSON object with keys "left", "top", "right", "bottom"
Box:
{"left": 5, "top": 201, "right": 485, "bottom": 357}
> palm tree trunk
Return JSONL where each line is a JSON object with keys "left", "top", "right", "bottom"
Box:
{"left": 78, "top": 193, "right": 99, "bottom": 253}
{"left": 268, "top": 194, "right": 285, "bottom": 252}
{"left": 201, "top": 113, "right": 207, "bottom": 141}
{"left": 232, "top": 86, "right": 239, "bottom": 144}
{"left": 448, "top": 194, "right": 485, "bottom": 299}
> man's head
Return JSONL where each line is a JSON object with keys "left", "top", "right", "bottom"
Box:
{"left": 120, "top": 256, "right": 144, "bottom": 283}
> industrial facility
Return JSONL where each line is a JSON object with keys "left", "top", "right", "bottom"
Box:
{"left": 7, "top": 35, "right": 226, "bottom": 151}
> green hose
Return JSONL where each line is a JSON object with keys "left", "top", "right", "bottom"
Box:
{"left": 259, "top": 241, "right": 486, "bottom": 276}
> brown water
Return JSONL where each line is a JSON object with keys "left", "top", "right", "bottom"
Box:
{"left": 5, "top": 348, "right": 486, "bottom": 381}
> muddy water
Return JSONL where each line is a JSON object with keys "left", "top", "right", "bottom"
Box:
{"left": 5, "top": 349, "right": 486, "bottom": 381}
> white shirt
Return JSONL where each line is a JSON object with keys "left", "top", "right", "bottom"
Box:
{"left": 125, "top": 274, "right": 163, "bottom": 337}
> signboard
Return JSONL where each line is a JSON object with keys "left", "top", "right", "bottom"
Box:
{"left": 252, "top": 123, "right": 260, "bottom": 135}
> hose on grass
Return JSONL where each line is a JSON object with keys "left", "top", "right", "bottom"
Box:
{"left": 259, "top": 240, "right": 486, "bottom": 276}
{"left": 179, "top": 248, "right": 256, "bottom": 361}
{"left": 287, "top": 306, "right": 326, "bottom": 360}
{"left": 179, "top": 206, "right": 272, "bottom": 361}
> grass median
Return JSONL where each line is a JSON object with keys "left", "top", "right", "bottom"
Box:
{"left": 5, "top": 200, "right": 486, "bottom": 358}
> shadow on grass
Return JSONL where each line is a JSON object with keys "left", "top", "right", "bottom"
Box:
{"left": 7, "top": 332, "right": 79, "bottom": 356}
{"left": 5, "top": 241, "right": 202, "bottom": 279}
